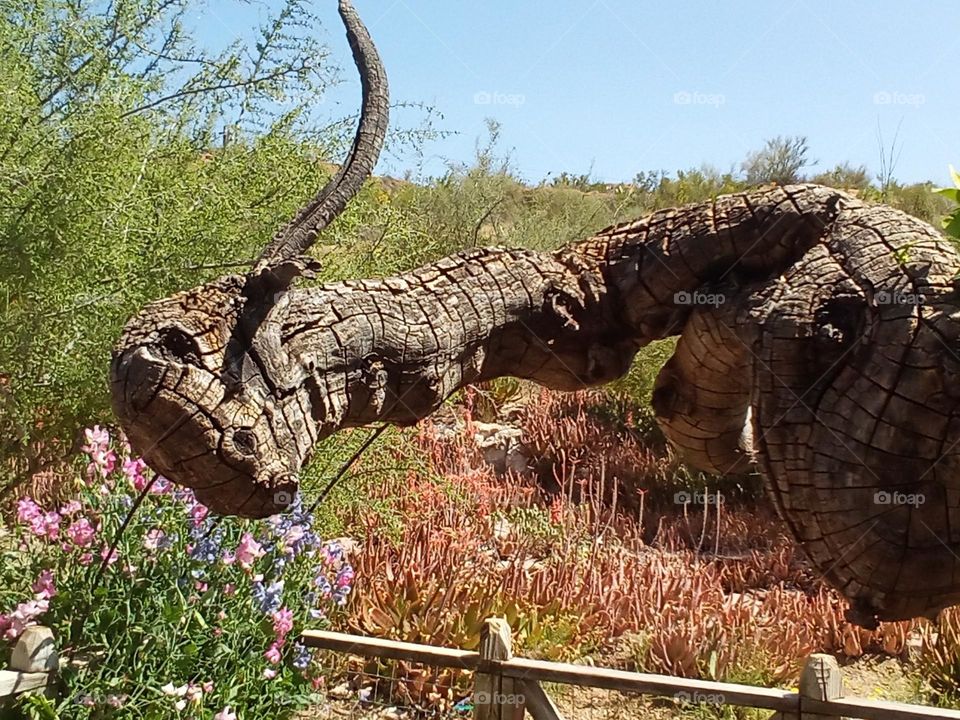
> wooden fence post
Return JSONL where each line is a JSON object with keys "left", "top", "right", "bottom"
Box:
{"left": 1, "top": 626, "right": 58, "bottom": 700}
{"left": 474, "top": 618, "right": 524, "bottom": 720}
{"left": 771, "top": 653, "right": 844, "bottom": 720}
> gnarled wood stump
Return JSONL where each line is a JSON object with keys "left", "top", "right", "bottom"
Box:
{"left": 110, "top": 0, "right": 960, "bottom": 627}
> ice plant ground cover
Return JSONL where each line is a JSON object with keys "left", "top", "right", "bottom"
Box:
{"left": 0, "top": 426, "right": 354, "bottom": 719}
{"left": 8, "top": 388, "right": 960, "bottom": 717}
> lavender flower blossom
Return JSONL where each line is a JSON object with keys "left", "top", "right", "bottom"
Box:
{"left": 252, "top": 580, "right": 284, "bottom": 614}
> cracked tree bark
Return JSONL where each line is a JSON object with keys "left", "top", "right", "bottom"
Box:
{"left": 111, "top": 0, "right": 960, "bottom": 626}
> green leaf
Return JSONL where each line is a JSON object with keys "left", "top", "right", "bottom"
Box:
{"left": 193, "top": 609, "right": 209, "bottom": 630}
{"left": 934, "top": 187, "right": 960, "bottom": 203}
{"left": 944, "top": 213, "right": 960, "bottom": 240}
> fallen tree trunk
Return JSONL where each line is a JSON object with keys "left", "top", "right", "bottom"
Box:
{"left": 110, "top": 1, "right": 960, "bottom": 627}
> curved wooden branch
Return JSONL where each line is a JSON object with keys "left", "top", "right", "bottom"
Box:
{"left": 253, "top": 0, "right": 389, "bottom": 276}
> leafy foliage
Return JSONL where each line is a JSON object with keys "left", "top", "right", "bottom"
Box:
{"left": 2, "top": 427, "right": 352, "bottom": 719}
{"left": 935, "top": 165, "right": 960, "bottom": 241}
{"left": 740, "top": 135, "right": 815, "bottom": 185}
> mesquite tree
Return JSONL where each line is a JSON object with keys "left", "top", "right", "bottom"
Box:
{"left": 112, "top": 0, "right": 960, "bottom": 628}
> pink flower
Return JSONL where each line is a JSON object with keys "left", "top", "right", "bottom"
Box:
{"left": 79, "top": 552, "right": 93, "bottom": 566}
{"left": 281, "top": 525, "right": 305, "bottom": 553}
{"left": 100, "top": 545, "right": 118, "bottom": 566}
{"left": 235, "top": 533, "right": 264, "bottom": 570}
{"left": 151, "top": 476, "right": 172, "bottom": 495}
{"left": 122, "top": 457, "right": 148, "bottom": 490}
{"left": 59, "top": 500, "right": 83, "bottom": 516}
{"left": 16, "top": 499, "right": 60, "bottom": 540}
{"left": 2, "top": 598, "right": 49, "bottom": 641}
{"left": 144, "top": 528, "right": 166, "bottom": 551}
{"left": 31, "top": 570, "right": 56, "bottom": 600}
{"left": 41, "top": 512, "right": 61, "bottom": 540}
{"left": 194, "top": 581, "right": 208, "bottom": 593}
{"left": 214, "top": 706, "right": 237, "bottom": 720}
{"left": 67, "top": 518, "right": 95, "bottom": 547}
{"left": 223, "top": 583, "right": 236, "bottom": 597}
{"left": 336, "top": 567, "right": 355, "bottom": 588}
{"left": 190, "top": 503, "right": 209, "bottom": 527}
{"left": 83, "top": 425, "right": 110, "bottom": 453}
{"left": 87, "top": 448, "right": 117, "bottom": 479}
{"left": 264, "top": 641, "right": 282, "bottom": 664}
{"left": 272, "top": 607, "right": 294, "bottom": 640}
{"left": 16, "top": 498, "right": 42, "bottom": 525}
{"left": 263, "top": 668, "right": 277, "bottom": 679}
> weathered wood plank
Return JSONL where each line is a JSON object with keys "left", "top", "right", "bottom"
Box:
{"left": 0, "top": 670, "right": 53, "bottom": 699}
{"left": 804, "top": 698, "right": 960, "bottom": 720}
{"left": 521, "top": 681, "right": 566, "bottom": 720}
{"left": 475, "top": 618, "right": 523, "bottom": 720}
{"left": 500, "top": 657, "right": 797, "bottom": 713}
{"left": 300, "top": 629, "right": 480, "bottom": 669}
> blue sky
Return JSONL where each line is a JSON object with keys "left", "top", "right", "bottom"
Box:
{"left": 196, "top": 1, "right": 959, "bottom": 185}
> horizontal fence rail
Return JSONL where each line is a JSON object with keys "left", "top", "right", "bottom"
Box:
{"left": 301, "top": 627, "right": 960, "bottom": 720}
{"left": 0, "top": 627, "right": 58, "bottom": 701}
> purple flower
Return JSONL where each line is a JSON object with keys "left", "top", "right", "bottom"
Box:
{"left": 314, "top": 573, "right": 332, "bottom": 597}
{"left": 188, "top": 521, "right": 222, "bottom": 566}
{"left": 292, "top": 641, "right": 312, "bottom": 670}
{"left": 252, "top": 580, "right": 284, "bottom": 614}
{"left": 321, "top": 541, "right": 344, "bottom": 566}
{"left": 144, "top": 528, "right": 175, "bottom": 551}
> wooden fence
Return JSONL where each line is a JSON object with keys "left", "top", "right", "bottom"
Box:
{"left": 6, "top": 620, "right": 960, "bottom": 719}
{"left": 0, "top": 626, "right": 57, "bottom": 701}
{"left": 301, "top": 618, "right": 960, "bottom": 720}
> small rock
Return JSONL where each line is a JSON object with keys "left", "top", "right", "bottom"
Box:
{"left": 10, "top": 626, "right": 58, "bottom": 673}
{"left": 472, "top": 422, "right": 529, "bottom": 474}
{"left": 329, "top": 682, "right": 352, "bottom": 699}
{"left": 904, "top": 632, "right": 924, "bottom": 663}
{"left": 493, "top": 516, "right": 512, "bottom": 541}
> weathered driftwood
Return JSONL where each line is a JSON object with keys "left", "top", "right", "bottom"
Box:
{"left": 111, "top": 1, "right": 960, "bottom": 626}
